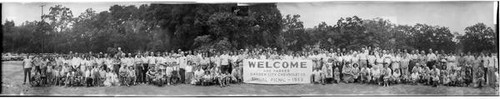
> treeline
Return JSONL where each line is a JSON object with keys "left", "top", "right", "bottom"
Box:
{"left": 2, "top": 4, "right": 497, "bottom": 54}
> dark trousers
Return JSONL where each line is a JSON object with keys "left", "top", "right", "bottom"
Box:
{"left": 408, "top": 60, "right": 416, "bottom": 73}
{"left": 136, "top": 65, "right": 143, "bottom": 83}
{"left": 179, "top": 68, "right": 185, "bottom": 83}
{"left": 35, "top": 66, "right": 41, "bottom": 74}
{"left": 142, "top": 64, "right": 149, "bottom": 83}
{"left": 86, "top": 78, "right": 93, "bottom": 87}
{"left": 24, "top": 68, "right": 32, "bottom": 83}
{"left": 113, "top": 64, "right": 120, "bottom": 75}
{"left": 221, "top": 65, "right": 232, "bottom": 74}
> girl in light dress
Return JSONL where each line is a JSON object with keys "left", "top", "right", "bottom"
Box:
{"left": 104, "top": 69, "right": 119, "bottom": 87}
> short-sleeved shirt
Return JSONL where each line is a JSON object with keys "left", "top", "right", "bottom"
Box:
{"left": 368, "top": 55, "right": 376, "bottom": 64}
{"left": 220, "top": 55, "right": 229, "bottom": 65}
{"left": 488, "top": 56, "right": 495, "bottom": 67}
{"left": 148, "top": 56, "right": 156, "bottom": 64}
{"left": 23, "top": 58, "right": 33, "bottom": 68}
{"left": 427, "top": 54, "right": 437, "bottom": 62}
{"left": 400, "top": 57, "right": 410, "bottom": 68}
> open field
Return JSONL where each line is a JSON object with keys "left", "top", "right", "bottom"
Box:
{"left": 2, "top": 61, "right": 498, "bottom": 96}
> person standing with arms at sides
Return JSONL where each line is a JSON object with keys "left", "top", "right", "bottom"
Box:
{"left": 358, "top": 48, "right": 368, "bottom": 69}
{"left": 141, "top": 52, "right": 149, "bottom": 84}
{"left": 400, "top": 51, "right": 410, "bottom": 80}
{"left": 392, "top": 52, "right": 401, "bottom": 75}
{"left": 112, "top": 55, "right": 121, "bottom": 78}
{"left": 493, "top": 53, "right": 498, "bottom": 87}
{"left": 417, "top": 51, "right": 426, "bottom": 69}
{"left": 105, "top": 54, "right": 113, "bottom": 74}
{"left": 134, "top": 53, "right": 144, "bottom": 84}
{"left": 185, "top": 60, "right": 194, "bottom": 84}
{"left": 368, "top": 51, "right": 376, "bottom": 69}
{"left": 487, "top": 53, "right": 496, "bottom": 86}
{"left": 408, "top": 50, "right": 417, "bottom": 74}
{"left": 148, "top": 52, "right": 156, "bottom": 74}
{"left": 178, "top": 51, "right": 187, "bottom": 84}
{"left": 23, "top": 55, "right": 33, "bottom": 85}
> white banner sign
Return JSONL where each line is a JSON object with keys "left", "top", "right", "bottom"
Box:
{"left": 243, "top": 59, "right": 313, "bottom": 84}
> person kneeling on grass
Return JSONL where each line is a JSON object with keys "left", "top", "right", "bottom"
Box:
{"left": 410, "top": 65, "right": 420, "bottom": 85}
{"left": 119, "top": 65, "right": 128, "bottom": 86}
{"left": 391, "top": 68, "right": 401, "bottom": 84}
{"left": 201, "top": 70, "right": 213, "bottom": 86}
{"left": 312, "top": 68, "right": 321, "bottom": 84}
{"left": 463, "top": 67, "right": 473, "bottom": 87}
{"left": 230, "top": 62, "right": 242, "bottom": 83}
{"left": 401, "top": 73, "right": 410, "bottom": 84}
{"left": 420, "top": 65, "right": 431, "bottom": 85}
{"left": 473, "top": 66, "right": 485, "bottom": 88}
{"left": 456, "top": 69, "right": 466, "bottom": 87}
{"left": 449, "top": 69, "right": 459, "bottom": 86}
{"left": 342, "top": 63, "right": 354, "bottom": 83}
{"left": 153, "top": 69, "right": 166, "bottom": 86}
{"left": 430, "top": 65, "right": 440, "bottom": 87}
{"left": 191, "top": 67, "right": 205, "bottom": 85}
{"left": 218, "top": 71, "right": 231, "bottom": 87}
{"left": 382, "top": 64, "right": 392, "bottom": 87}
{"left": 146, "top": 67, "right": 156, "bottom": 85}
{"left": 98, "top": 67, "right": 106, "bottom": 86}
{"left": 351, "top": 63, "right": 360, "bottom": 83}
{"left": 360, "top": 65, "right": 371, "bottom": 84}
{"left": 128, "top": 66, "right": 136, "bottom": 86}
{"left": 210, "top": 66, "right": 222, "bottom": 86}
{"left": 31, "top": 68, "right": 41, "bottom": 87}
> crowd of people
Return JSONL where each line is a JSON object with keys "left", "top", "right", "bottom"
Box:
{"left": 20, "top": 47, "right": 498, "bottom": 88}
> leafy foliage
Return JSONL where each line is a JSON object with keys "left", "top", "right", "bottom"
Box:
{"left": 2, "top": 4, "right": 495, "bottom": 54}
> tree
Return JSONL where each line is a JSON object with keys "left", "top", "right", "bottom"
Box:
{"left": 42, "top": 5, "right": 74, "bottom": 33}
{"left": 279, "top": 14, "right": 307, "bottom": 51}
{"left": 3, "top": 20, "right": 16, "bottom": 52}
{"left": 330, "top": 16, "right": 367, "bottom": 50}
{"left": 458, "top": 23, "right": 496, "bottom": 53}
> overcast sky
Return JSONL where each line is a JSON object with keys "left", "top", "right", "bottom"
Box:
{"left": 2, "top": 1, "right": 496, "bottom": 34}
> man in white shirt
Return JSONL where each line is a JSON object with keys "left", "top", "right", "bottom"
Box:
{"left": 23, "top": 55, "right": 33, "bottom": 84}
{"left": 358, "top": 49, "right": 369, "bottom": 68}
{"left": 178, "top": 51, "right": 187, "bottom": 84}
{"left": 220, "top": 51, "right": 231, "bottom": 74}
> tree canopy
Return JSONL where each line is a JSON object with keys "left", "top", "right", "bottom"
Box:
{"left": 2, "top": 4, "right": 497, "bottom": 54}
